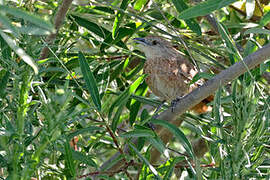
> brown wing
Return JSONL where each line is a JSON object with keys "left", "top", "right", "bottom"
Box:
{"left": 144, "top": 56, "right": 197, "bottom": 101}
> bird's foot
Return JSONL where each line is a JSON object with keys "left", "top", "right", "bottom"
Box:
{"left": 146, "top": 122, "right": 156, "bottom": 130}
{"left": 171, "top": 97, "right": 182, "bottom": 112}
{"left": 152, "top": 100, "right": 166, "bottom": 118}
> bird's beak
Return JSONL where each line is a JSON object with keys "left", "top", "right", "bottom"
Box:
{"left": 133, "top": 38, "right": 149, "bottom": 46}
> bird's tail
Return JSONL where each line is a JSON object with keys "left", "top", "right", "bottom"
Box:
{"left": 191, "top": 95, "right": 214, "bottom": 114}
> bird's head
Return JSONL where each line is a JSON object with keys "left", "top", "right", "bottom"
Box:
{"left": 133, "top": 36, "right": 176, "bottom": 59}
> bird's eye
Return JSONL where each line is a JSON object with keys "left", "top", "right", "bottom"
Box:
{"left": 152, "top": 40, "right": 158, "bottom": 45}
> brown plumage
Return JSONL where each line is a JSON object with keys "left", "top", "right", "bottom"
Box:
{"left": 134, "top": 36, "right": 211, "bottom": 113}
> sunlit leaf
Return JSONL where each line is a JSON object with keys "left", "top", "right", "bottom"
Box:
{"left": 0, "top": 31, "right": 38, "bottom": 74}
{"left": 178, "top": 0, "right": 238, "bottom": 20}
{"left": 112, "top": 0, "right": 130, "bottom": 38}
{"left": 0, "top": 5, "right": 54, "bottom": 32}
{"left": 260, "top": 11, "right": 270, "bottom": 26}
{"left": 171, "top": 0, "right": 201, "bottom": 35}
{"left": 245, "top": 0, "right": 255, "bottom": 20}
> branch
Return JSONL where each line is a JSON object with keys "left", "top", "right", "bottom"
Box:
{"left": 149, "top": 42, "right": 270, "bottom": 163}
{"left": 158, "top": 42, "right": 270, "bottom": 123}
{"left": 101, "top": 42, "right": 270, "bottom": 169}
{"left": 40, "top": 0, "right": 73, "bottom": 59}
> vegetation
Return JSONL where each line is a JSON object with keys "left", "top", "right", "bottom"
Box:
{"left": 0, "top": 0, "right": 269, "bottom": 179}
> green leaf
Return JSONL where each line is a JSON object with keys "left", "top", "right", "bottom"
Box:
{"left": 72, "top": 15, "right": 110, "bottom": 38}
{"left": 129, "top": 143, "right": 162, "bottom": 179}
{"left": 147, "top": 136, "right": 169, "bottom": 159}
{"left": 72, "top": 151, "right": 97, "bottom": 168}
{"left": 101, "top": 25, "right": 134, "bottom": 50}
{"left": 164, "top": 157, "right": 185, "bottom": 179}
{"left": 111, "top": 104, "right": 125, "bottom": 131}
{"left": 0, "top": 14, "right": 19, "bottom": 37}
{"left": 178, "top": 0, "right": 238, "bottom": 20}
{"left": 112, "top": 0, "right": 130, "bottom": 38}
{"left": 189, "top": 72, "right": 215, "bottom": 85}
{"left": 120, "top": 129, "right": 155, "bottom": 138}
{"left": 171, "top": 0, "right": 201, "bottom": 35}
{"left": 134, "top": 0, "right": 149, "bottom": 11}
{"left": 125, "top": 60, "right": 144, "bottom": 80}
{"left": 0, "top": 5, "right": 54, "bottom": 32}
{"left": 244, "top": 28, "right": 270, "bottom": 35}
{"left": 18, "top": 25, "right": 51, "bottom": 35}
{"left": 67, "top": 126, "right": 103, "bottom": 139}
{"left": 0, "top": 71, "right": 10, "bottom": 98}
{"left": 110, "top": 75, "right": 146, "bottom": 131}
{"left": 64, "top": 139, "right": 76, "bottom": 177}
{"left": 217, "top": 21, "right": 242, "bottom": 62}
{"left": 0, "top": 154, "right": 7, "bottom": 167}
{"left": 151, "top": 119, "right": 194, "bottom": 158}
{"left": 108, "top": 75, "right": 146, "bottom": 118}
{"left": 0, "top": 31, "right": 38, "bottom": 74}
{"left": 260, "top": 11, "right": 270, "bottom": 26}
{"left": 129, "top": 81, "right": 148, "bottom": 125}
{"left": 78, "top": 52, "right": 101, "bottom": 111}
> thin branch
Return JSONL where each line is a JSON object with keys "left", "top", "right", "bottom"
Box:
{"left": 40, "top": 0, "right": 73, "bottom": 59}
{"left": 78, "top": 160, "right": 135, "bottom": 179}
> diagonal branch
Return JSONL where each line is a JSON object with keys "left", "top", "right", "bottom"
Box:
{"left": 158, "top": 42, "right": 270, "bottom": 123}
{"left": 40, "top": 0, "right": 73, "bottom": 60}
{"left": 101, "top": 42, "right": 270, "bottom": 169}
{"left": 150, "top": 42, "right": 270, "bottom": 163}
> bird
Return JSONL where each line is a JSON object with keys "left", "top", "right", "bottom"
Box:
{"left": 133, "top": 36, "right": 212, "bottom": 114}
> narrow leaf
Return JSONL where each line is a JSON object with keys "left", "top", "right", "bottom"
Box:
{"left": 244, "top": 28, "right": 270, "bottom": 35}
{"left": 171, "top": 0, "right": 201, "bottom": 35}
{"left": 217, "top": 21, "right": 242, "bottom": 61}
{"left": 134, "top": 0, "right": 148, "bottom": 11}
{"left": 164, "top": 157, "right": 185, "bottom": 179}
{"left": 151, "top": 119, "right": 194, "bottom": 158}
{"left": 0, "top": 14, "right": 19, "bottom": 37}
{"left": 260, "top": 11, "right": 270, "bottom": 26}
{"left": 147, "top": 136, "right": 170, "bottom": 159}
{"left": 112, "top": 0, "right": 130, "bottom": 38}
{"left": 0, "top": 31, "right": 38, "bottom": 74}
{"left": 78, "top": 52, "right": 101, "bottom": 111}
{"left": 72, "top": 15, "right": 110, "bottom": 38}
{"left": 111, "top": 104, "right": 125, "bottom": 131}
{"left": 108, "top": 75, "right": 146, "bottom": 118}
{"left": 64, "top": 139, "right": 76, "bottom": 177}
{"left": 72, "top": 151, "right": 97, "bottom": 168}
{"left": 179, "top": 0, "right": 238, "bottom": 20}
{"left": 0, "top": 5, "right": 54, "bottom": 32}
{"left": 129, "top": 143, "right": 162, "bottom": 179}
{"left": 0, "top": 71, "right": 10, "bottom": 98}
{"left": 120, "top": 129, "right": 155, "bottom": 138}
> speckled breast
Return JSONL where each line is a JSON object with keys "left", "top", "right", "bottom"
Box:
{"left": 143, "top": 57, "right": 191, "bottom": 101}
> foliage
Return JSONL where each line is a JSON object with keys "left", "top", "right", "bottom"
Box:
{"left": 0, "top": 0, "right": 269, "bottom": 179}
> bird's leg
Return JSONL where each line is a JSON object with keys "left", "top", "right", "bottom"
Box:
{"left": 152, "top": 100, "right": 166, "bottom": 119}
{"left": 147, "top": 100, "right": 166, "bottom": 130}
{"left": 171, "top": 97, "right": 183, "bottom": 112}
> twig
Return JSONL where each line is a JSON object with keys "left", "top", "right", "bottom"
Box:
{"left": 40, "top": 0, "right": 74, "bottom": 59}
{"left": 175, "top": 162, "right": 215, "bottom": 169}
{"left": 78, "top": 160, "right": 134, "bottom": 179}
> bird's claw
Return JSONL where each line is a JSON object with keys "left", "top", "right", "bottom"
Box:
{"left": 171, "top": 97, "right": 182, "bottom": 112}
